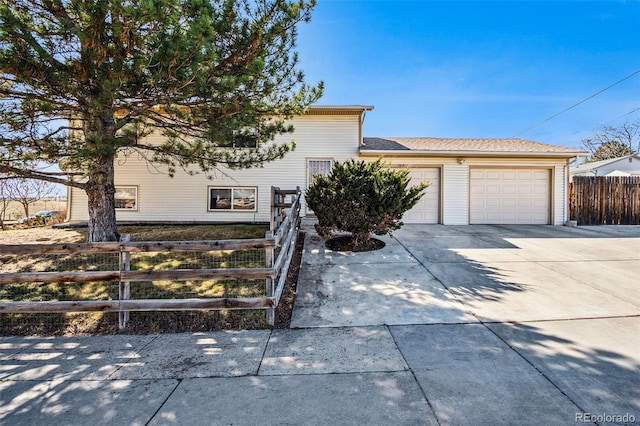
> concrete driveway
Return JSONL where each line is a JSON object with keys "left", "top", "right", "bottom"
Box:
{"left": 292, "top": 223, "right": 640, "bottom": 425}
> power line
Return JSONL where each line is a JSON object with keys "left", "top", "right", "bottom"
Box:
{"left": 608, "top": 106, "right": 640, "bottom": 122}
{"left": 564, "top": 106, "right": 640, "bottom": 137}
{"left": 513, "top": 69, "right": 640, "bottom": 137}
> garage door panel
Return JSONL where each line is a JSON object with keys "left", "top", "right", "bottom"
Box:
{"left": 533, "top": 199, "right": 548, "bottom": 208}
{"left": 502, "top": 184, "right": 517, "bottom": 195}
{"left": 470, "top": 170, "right": 484, "bottom": 179}
{"left": 518, "top": 185, "right": 533, "bottom": 194}
{"left": 470, "top": 168, "right": 550, "bottom": 224}
{"left": 403, "top": 168, "right": 440, "bottom": 224}
{"left": 486, "top": 184, "right": 502, "bottom": 194}
{"left": 486, "top": 198, "right": 501, "bottom": 208}
{"left": 471, "top": 185, "right": 485, "bottom": 195}
{"left": 502, "top": 171, "right": 517, "bottom": 180}
{"left": 481, "top": 212, "right": 502, "bottom": 221}
{"left": 485, "top": 170, "right": 502, "bottom": 180}
{"left": 533, "top": 211, "right": 548, "bottom": 221}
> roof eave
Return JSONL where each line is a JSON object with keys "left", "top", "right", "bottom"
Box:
{"left": 359, "top": 149, "right": 587, "bottom": 158}
{"left": 308, "top": 105, "right": 374, "bottom": 113}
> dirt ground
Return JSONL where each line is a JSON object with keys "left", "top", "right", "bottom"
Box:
{"left": 0, "top": 226, "right": 85, "bottom": 244}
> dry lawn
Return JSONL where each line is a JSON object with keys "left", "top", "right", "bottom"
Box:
{"left": 0, "top": 223, "right": 303, "bottom": 336}
{"left": 0, "top": 223, "right": 267, "bottom": 244}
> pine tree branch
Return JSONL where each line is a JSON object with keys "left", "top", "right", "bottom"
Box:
{"left": 0, "top": 164, "right": 86, "bottom": 189}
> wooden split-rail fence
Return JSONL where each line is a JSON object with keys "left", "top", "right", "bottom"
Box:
{"left": 0, "top": 187, "right": 302, "bottom": 328}
{"left": 569, "top": 176, "right": 640, "bottom": 225}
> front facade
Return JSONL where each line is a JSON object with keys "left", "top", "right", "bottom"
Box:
{"left": 68, "top": 106, "right": 369, "bottom": 223}
{"left": 67, "top": 106, "right": 585, "bottom": 225}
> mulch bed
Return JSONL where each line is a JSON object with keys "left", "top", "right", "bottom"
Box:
{"left": 273, "top": 231, "right": 305, "bottom": 329}
{"left": 325, "top": 235, "right": 386, "bottom": 252}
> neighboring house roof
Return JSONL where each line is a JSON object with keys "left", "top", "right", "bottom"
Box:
{"left": 360, "top": 137, "right": 585, "bottom": 157}
{"left": 570, "top": 154, "right": 640, "bottom": 175}
{"left": 604, "top": 170, "right": 633, "bottom": 177}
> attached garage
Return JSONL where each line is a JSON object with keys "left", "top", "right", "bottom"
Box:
{"left": 469, "top": 169, "right": 550, "bottom": 224}
{"left": 403, "top": 168, "right": 440, "bottom": 224}
{"left": 360, "top": 137, "right": 585, "bottom": 226}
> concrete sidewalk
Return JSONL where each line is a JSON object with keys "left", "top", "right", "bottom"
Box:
{"left": 1, "top": 222, "right": 639, "bottom": 425}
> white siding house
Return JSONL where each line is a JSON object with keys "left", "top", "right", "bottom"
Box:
{"left": 570, "top": 154, "right": 640, "bottom": 179}
{"left": 68, "top": 106, "right": 371, "bottom": 223}
{"left": 67, "top": 106, "right": 586, "bottom": 226}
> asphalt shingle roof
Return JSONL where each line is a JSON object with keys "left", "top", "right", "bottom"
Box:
{"left": 361, "top": 137, "right": 583, "bottom": 154}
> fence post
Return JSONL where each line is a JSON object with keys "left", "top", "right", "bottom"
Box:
{"left": 265, "top": 230, "right": 275, "bottom": 326}
{"left": 119, "top": 234, "right": 131, "bottom": 330}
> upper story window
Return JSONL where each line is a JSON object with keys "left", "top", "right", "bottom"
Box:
{"left": 216, "top": 129, "right": 258, "bottom": 148}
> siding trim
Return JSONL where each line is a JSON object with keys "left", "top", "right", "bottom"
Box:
{"left": 442, "top": 163, "right": 469, "bottom": 225}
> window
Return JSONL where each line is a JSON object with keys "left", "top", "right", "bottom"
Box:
{"left": 306, "top": 159, "right": 333, "bottom": 215}
{"left": 115, "top": 186, "right": 138, "bottom": 210}
{"left": 208, "top": 187, "right": 257, "bottom": 211}
{"left": 307, "top": 159, "right": 333, "bottom": 187}
{"left": 216, "top": 129, "right": 258, "bottom": 148}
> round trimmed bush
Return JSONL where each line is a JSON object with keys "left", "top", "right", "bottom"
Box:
{"left": 305, "top": 158, "right": 428, "bottom": 250}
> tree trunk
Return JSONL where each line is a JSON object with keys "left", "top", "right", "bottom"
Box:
{"left": 20, "top": 200, "right": 30, "bottom": 220}
{"left": 85, "top": 157, "right": 119, "bottom": 242}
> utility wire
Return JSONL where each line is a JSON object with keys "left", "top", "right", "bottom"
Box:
{"left": 565, "top": 106, "right": 640, "bottom": 136}
{"left": 608, "top": 106, "right": 640, "bottom": 122}
{"left": 513, "top": 69, "right": 640, "bottom": 137}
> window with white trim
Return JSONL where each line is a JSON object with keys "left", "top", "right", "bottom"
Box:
{"left": 307, "top": 159, "right": 333, "bottom": 187}
{"left": 208, "top": 187, "right": 257, "bottom": 211}
{"left": 115, "top": 186, "right": 138, "bottom": 210}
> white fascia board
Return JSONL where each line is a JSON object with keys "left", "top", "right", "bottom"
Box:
{"left": 359, "top": 149, "right": 587, "bottom": 158}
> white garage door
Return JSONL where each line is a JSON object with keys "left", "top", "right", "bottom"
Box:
{"left": 403, "top": 168, "right": 440, "bottom": 224}
{"left": 470, "top": 169, "right": 550, "bottom": 224}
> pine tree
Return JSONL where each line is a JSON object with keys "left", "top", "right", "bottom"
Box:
{"left": 0, "top": 0, "right": 322, "bottom": 241}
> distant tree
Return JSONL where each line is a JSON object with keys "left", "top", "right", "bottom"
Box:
{"left": 0, "top": 0, "right": 322, "bottom": 242}
{"left": 306, "top": 159, "right": 428, "bottom": 250}
{"left": 587, "top": 141, "right": 634, "bottom": 163}
{"left": 0, "top": 175, "right": 10, "bottom": 229}
{"left": 6, "top": 177, "right": 58, "bottom": 221}
{"left": 582, "top": 121, "right": 639, "bottom": 162}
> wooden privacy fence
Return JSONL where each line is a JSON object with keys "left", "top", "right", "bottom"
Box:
{"left": 569, "top": 176, "right": 640, "bottom": 225}
{"left": 0, "top": 187, "right": 301, "bottom": 328}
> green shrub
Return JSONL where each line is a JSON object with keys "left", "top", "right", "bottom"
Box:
{"left": 306, "top": 158, "right": 428, "bottom": 249}
{"left": 28, "top": 216, "right": 47, "bottom": 226}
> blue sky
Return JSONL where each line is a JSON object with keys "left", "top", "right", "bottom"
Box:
{"left": 296, "top": 0, "right": 640, "bottom": 149}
